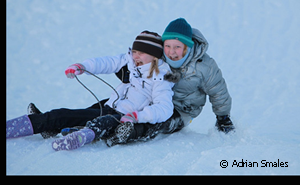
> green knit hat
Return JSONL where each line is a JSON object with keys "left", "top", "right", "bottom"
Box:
{"left": 162, "top": 18, "right": 194, "bottom": 48}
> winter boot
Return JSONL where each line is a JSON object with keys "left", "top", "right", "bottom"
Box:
{"left": 27, "top": 103, "right": 42, "bottom": 115}
{"left": 52, "top": 128, "right": 95, "bottom": 151}
{"left": 105, "top": 121, "right": 134, "bottom": 147}
{"left": 6, "top": 115, "right": 34, "bottom": 139}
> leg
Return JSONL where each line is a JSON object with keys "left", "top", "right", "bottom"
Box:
{"left": 127, "top": 123, "right": 160, "bottom": 142}
{"left": 60, "top": 105, "right": 122, "bottom": 139}
{"left": 52, "top": 106, "right": 122, "bottom": 151}
{"left": 86, "top": 114, "right": 121, "bottom": 140}
{"left": 7, "top": 107, "right": 100, "bottom": 139}
{"left": 104, "top": 109, "right": 184, "bottom": 146}
{"left": 127, "top": 108, "right": 185, "bottom": 142}
{"left": 28, "top": 103, "right": 61, "bottom": 139}
{"left": 28, "top": 100, "right": 108, "bottom": 138}
{"left": 28, "top": 108, "right": 100, "bottom": 134}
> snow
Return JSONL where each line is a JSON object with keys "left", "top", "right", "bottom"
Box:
{"left": 6, "top": 0, "right": 300, "bottom": 175}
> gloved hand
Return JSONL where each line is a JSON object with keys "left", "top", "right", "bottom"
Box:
{"left": 215, "top": 115, "right": 235, "bottom": 133}
{"left": 120, "top": 111, "right": 138, "bottom": 124}
{"left": 65, "top": 63, "right": 85, "bottom": 79}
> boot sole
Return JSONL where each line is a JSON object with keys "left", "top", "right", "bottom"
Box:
{"left": 52, "top": 132, "right": 84, "bottom": 151}
{"left": 106, "top": 122, "right": 134, "bottom": 147}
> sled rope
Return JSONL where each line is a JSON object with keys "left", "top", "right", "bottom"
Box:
{"left": 74, "top": 69, "right": 122, "bottom": 123}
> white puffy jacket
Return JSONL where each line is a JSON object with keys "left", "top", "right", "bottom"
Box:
{"left": 81, "top": 50, "right": 174, "bottom": 124}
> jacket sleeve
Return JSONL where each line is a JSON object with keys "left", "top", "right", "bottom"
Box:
{"left": 138, "top": 80, "right": 174, "bottom": 124}
{"left": 81, "top": 53, "right": 128, "bottom": 74}
{"left": 201, "top": 56, "right": 232, "bottom": 116}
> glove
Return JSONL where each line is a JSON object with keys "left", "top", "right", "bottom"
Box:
{"left": 65, "top": 63, "right": 85, "bottom": 79}
{"left": 215, "top": 115, "right": 235, "bottom": 133}
{"left": 120, "top": 111, "right": 138, "bottom": 124}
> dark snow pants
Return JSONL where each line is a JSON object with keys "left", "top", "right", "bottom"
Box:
{"left": 28, "top": 99, "right": 120, "bottom": 134}
{"left": 127, "top": 108, "right": 185, "bottom": 142}
{"left": 28, "top": 100, "right": 184, "bottom": 142}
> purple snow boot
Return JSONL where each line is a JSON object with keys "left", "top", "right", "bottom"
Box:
{"left": 6, "top": 115, "right": 34, "bottom": 139}
{"left": 52, "top": 128, "right": 95, "bottom": 151}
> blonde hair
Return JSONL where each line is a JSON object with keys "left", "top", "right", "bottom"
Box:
{"left": 183, "top": 44, "right": 188, "bottom": 57}
{"left": 147, "top": 58, "right": 160, "bottom": 79}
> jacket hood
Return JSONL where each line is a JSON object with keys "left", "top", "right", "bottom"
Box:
{"left": 181, "top": 28, "right": 209, "bottom": 68}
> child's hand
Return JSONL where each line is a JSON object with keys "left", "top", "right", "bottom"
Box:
{"left": 215, "top": 115, "right": 235, "bottom": 133}
{"left": 120, "top": 111, "right": 138, "bottom": 123}
{"left": 65, "top": 63, "right": 85, "bottom": 79}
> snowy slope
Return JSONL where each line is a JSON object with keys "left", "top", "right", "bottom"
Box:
{"left": 6, "top": 0, "right": 300, "bottom": 175}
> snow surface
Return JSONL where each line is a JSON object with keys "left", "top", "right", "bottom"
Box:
{"left": 6, "top": 0, "right": 300, "bottom": 175}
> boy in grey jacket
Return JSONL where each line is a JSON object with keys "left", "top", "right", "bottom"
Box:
{"left": 162, "top": 18, "right": 233, "bottom": 130}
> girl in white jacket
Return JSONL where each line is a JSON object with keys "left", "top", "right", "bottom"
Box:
{"left": 51, "top": 31, "right": 174, "bottom": 150}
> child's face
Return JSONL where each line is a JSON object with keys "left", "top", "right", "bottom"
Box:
{"left": 163, "top": 39, "right": 185, "bottom": 61}
{"left": 132, "top": 50, "right": 155, "bottom": 66}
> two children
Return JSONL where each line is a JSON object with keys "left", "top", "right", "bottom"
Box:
{"left": 6, "top": 31, "right": 175, "bottom": 150}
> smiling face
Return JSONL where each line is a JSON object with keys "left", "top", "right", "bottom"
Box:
{"left": 163, "top": 39, "right": 186, "bottom": 61}
{"left": 132, "top": 50, "right": 155, "bottom": 66}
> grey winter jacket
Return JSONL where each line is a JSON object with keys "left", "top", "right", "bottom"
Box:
{"left": 164, "top": 28, "right": 231, "bottom": 122}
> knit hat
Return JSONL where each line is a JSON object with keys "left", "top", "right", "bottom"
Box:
{"left": 162, "top": 18, "right": 194, "bottom": 48}
{"left": 132, "top": 30, "right": 163, "bottom": 58}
